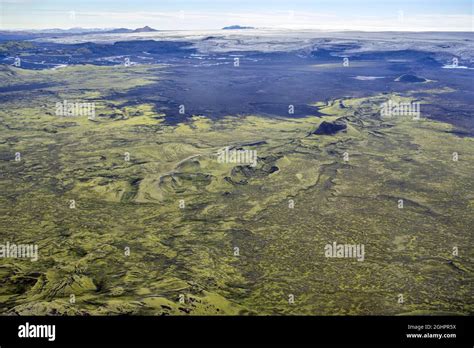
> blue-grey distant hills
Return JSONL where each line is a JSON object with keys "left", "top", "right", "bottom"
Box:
{"left": 85, "top": 26, "right": 159, "bottom": 34}
{"left": 222, "top": 25, "right": 255, "bottom": 30}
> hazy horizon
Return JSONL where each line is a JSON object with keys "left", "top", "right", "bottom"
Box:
{"left": 2, "top": 27, "right": 474, "bottom": 33}
{"left": 0, "top": 0, "right": 472, "bottom": 32}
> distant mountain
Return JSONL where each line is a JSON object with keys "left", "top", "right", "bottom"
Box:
{"left": 222, "top": 25, "right": 255, "bottom": 30}
{"left": 105, "top": 28, "right": 133, "bottom": 34}
{"left": 133, "top": 26, "right": 158, "bottom": 33}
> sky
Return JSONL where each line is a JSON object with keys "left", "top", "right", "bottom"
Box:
{"left": 0, "top": 0, "right": 472, "bottom": 31}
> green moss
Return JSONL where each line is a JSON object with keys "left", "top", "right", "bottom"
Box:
{"left": 0, "top": 66, "right": 472, "bottom": 315}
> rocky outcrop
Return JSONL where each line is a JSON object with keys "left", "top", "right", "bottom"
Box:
{"left": 311, "top": 119, "right": 347, "bottom": 135}
{"left": 395, "top": 74, "right": 427, "bottom": 83}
